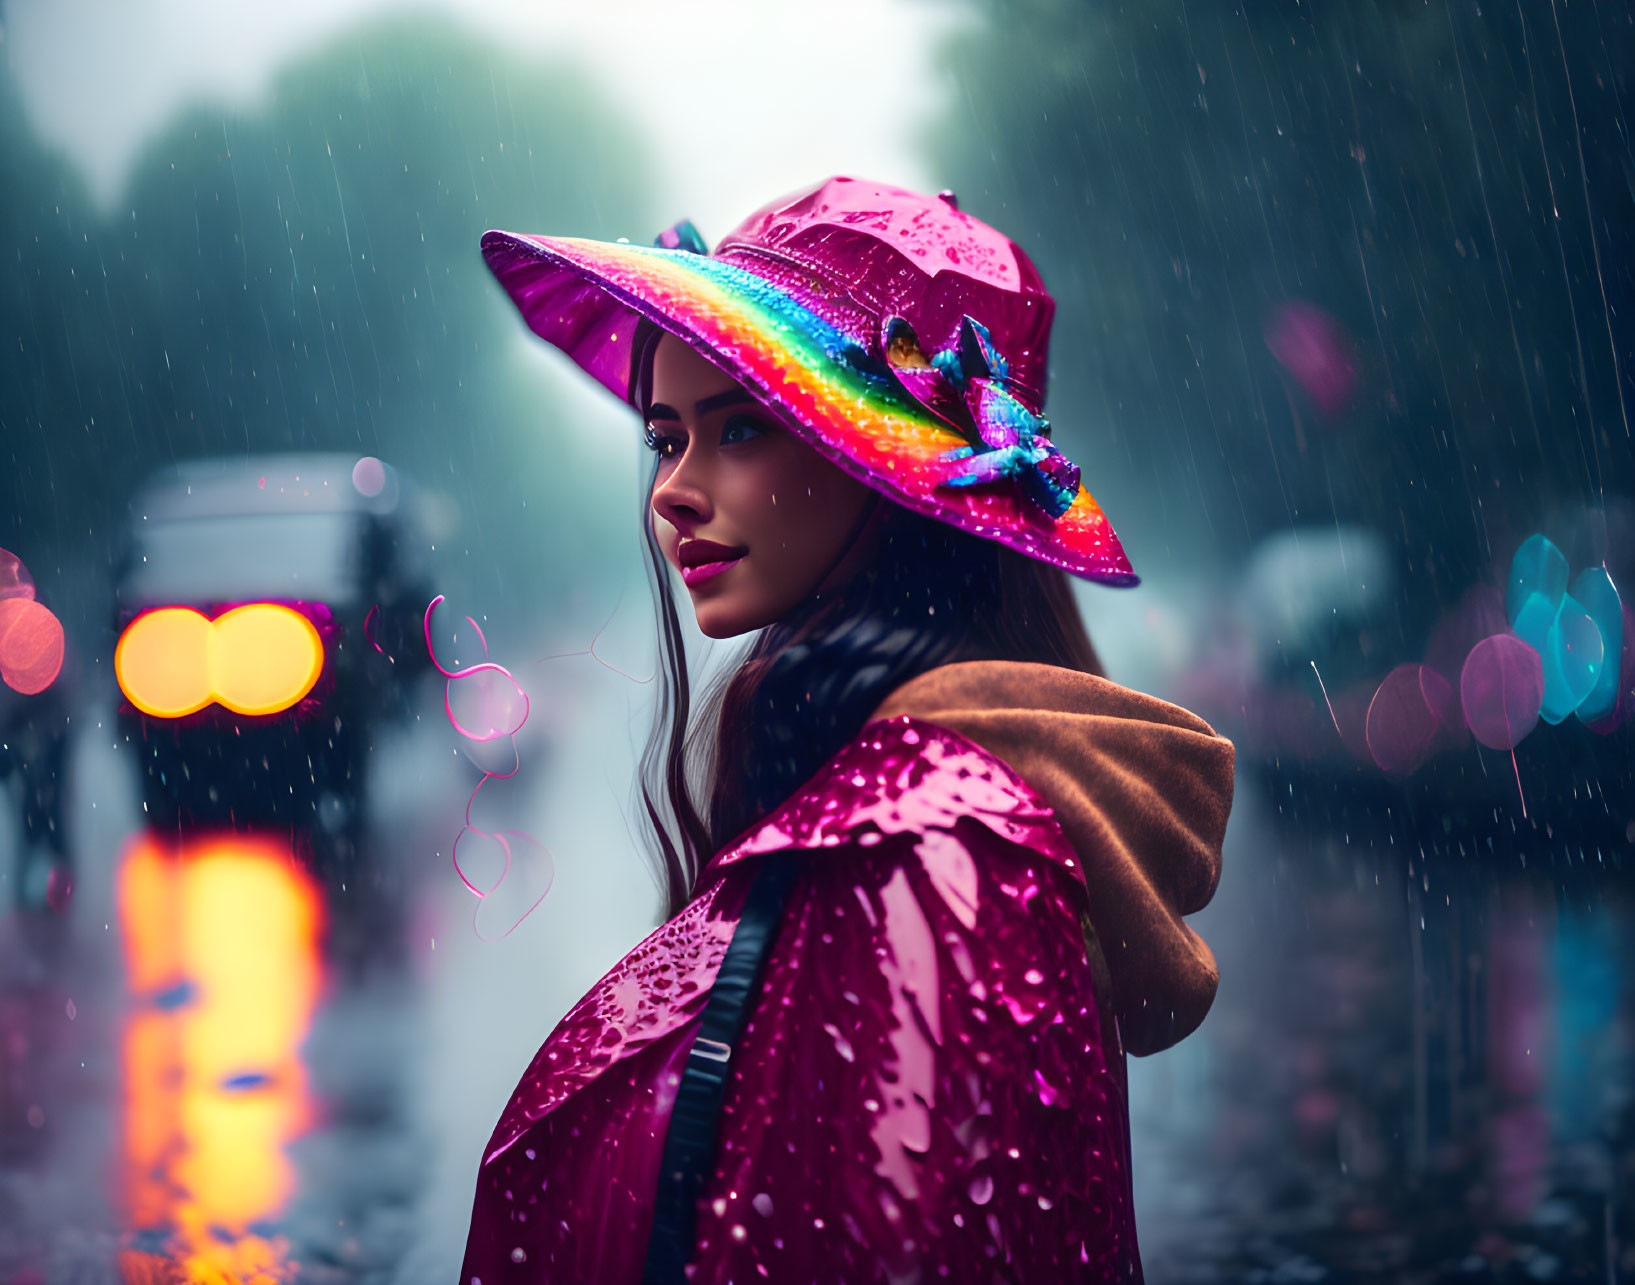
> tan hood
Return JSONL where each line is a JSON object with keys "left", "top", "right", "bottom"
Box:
{"left": 871, "top": 660, "right": 1235, "bottom": 1056}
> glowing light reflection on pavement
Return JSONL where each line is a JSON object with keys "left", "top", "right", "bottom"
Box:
{"left": 116, "top": 832, "right": 323, "bottom": 1284}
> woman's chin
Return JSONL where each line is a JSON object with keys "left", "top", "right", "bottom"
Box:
{"left": 690, "top": 587, "right": 783, "bottom": 639}
{"left": 689, "top": 593, "right": 754, "bottom": 639}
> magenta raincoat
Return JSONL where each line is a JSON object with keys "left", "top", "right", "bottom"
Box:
{"left": 461, "top": 661, "right": 1235, "bottom": 1283}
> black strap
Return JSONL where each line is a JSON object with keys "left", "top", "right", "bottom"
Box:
{"left": 642, "top": 854, "right": 801, "bottom": 1283}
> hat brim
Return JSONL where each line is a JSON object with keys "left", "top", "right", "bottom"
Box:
{"left": 481, "top": 229, "right": 1137, "bottom": 586}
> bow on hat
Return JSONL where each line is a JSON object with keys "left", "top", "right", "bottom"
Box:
{"left": 653, "top": 219, "right": 1081, "bottom": 523}
{"left": 882, "top": 315, "right": 1081, "bottom": 521}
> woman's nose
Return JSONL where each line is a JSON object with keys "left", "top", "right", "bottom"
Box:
{"left": 650, "top": 454, "right": 712, "bottom": 532}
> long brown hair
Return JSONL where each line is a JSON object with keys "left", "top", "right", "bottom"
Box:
{"left": 629, "top": 321, "right": 1104, "bottom": 916}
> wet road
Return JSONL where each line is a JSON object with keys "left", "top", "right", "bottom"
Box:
{"left": 1132, "top": 781, "right": 1634, "bottom": 1284}
{"left": 0, "top": 640, "right": 670, "bottom": 1284}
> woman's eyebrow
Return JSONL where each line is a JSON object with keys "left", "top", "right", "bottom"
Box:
{"left": 645, "top": 402, "right": 681, "bottom": 421}
{"left": 694, "top": 389, "right": 756, "bottom": 416}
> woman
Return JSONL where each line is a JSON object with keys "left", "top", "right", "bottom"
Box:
{"left": 462, "top": 177, "right": 1234, "bottom": 1283}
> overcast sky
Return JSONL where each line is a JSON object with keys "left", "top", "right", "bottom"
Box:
{"left": 4, "top": 0, "right": 971, "bottom": 230}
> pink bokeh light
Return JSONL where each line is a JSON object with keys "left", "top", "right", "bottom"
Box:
{"left": 1265, "top": 301, "right": 1361, "bottom": 420}
{"left": 0, "top": 598, "right": 65, "bottom": 696}
{"left": 0, "top": 548, "right": 37, "bottom": 602}
{"left": 351, "top": 456, "right": 386, "bottom": 498}
{"left": 1365, "top": 663, "right": 1444, "bottom": 776}
{"left": 1460, "top": 634, "right": 1545, "bottom": 752}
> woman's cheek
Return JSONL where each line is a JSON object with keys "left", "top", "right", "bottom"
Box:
{"left": 737, "top": 468, "right": 794, "bottom": 548}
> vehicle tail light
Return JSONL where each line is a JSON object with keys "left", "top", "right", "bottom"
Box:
{"left": 116, "top": 603, "right": 324, "bottom": 718}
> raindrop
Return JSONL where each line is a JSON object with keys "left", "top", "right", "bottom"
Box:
{"left": 822, "top": 1022, "right": 856, "bottom": 1062}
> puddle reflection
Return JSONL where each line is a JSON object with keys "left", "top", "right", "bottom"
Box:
{"left": 116, "top": 831, "right": 324, "bottom": 1284}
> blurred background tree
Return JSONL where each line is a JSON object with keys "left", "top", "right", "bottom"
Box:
{"left": 935, "top": 0, "right": 1633, "bottom": 672}
{"left": 2, "top": 14, "right": 656, "bottom": 638}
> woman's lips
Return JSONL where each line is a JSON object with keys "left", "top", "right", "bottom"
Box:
{"left": 680, "top": 555, "right": 745, "bottom": 588}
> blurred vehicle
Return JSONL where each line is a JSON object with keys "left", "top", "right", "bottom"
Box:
{"left": 110, "top": 454, "right": 434, "bottom": 962}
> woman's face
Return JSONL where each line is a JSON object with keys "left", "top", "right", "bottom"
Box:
{"left": 646, "top": 333, "right": 880, "bottom": 639}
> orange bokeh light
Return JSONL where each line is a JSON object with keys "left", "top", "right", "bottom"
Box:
{"left": 117, "top": 831, "right": 325, "bottom": 1284}
{"left": 115, "top": 604, "right": 324, "bottom": 719}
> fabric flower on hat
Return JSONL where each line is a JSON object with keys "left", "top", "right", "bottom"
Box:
{"left": 882, "top": 314, "right": 1082, "bottom": 521}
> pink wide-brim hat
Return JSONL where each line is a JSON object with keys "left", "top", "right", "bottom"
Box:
{"left": 481, "top": 176, "right": 1136, "bottom": 586}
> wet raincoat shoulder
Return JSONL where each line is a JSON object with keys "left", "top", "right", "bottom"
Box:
{"left": 460, "top": 660, "right": 1235, "bottom": 1284}
{"left": 871, "top": 660, "right": 1235, "bottom": 1056}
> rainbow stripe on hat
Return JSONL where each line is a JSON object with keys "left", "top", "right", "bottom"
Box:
{"left": 483, "top": 232, "right": 1136, "bottom": 586}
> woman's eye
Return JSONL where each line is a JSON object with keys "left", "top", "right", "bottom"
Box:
{"left": 720, "top": 415, "right": 767, "bottom": 446}
{"left": 643, "top": 425, "right": 682, "bottom": 459}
